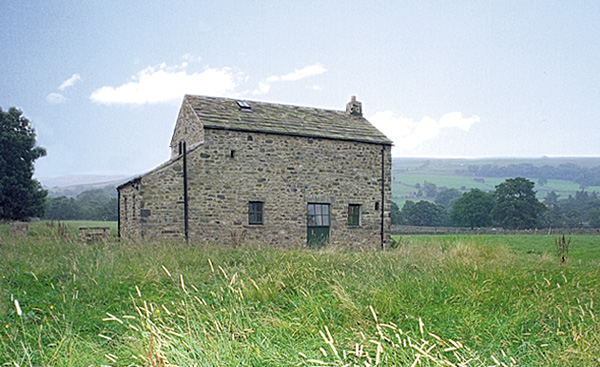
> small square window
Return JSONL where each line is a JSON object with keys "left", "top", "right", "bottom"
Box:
{"left": 248, "top": 201, "right": 264, "bottom": 225}
{"left": 348, "top": 204, "right": 360, "bottom": 226}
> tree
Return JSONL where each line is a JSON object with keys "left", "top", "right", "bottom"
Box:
{"left": 44, "top": 196, "right": 81, "bottom": 220}
{"left": 539, "top": 191, "right": 564, "bottom": 228}
{"left": 539, "top": 205, "right": 565, "bottom": 229}
{"left": 422, "top": 181, "right": 438, "bottom": 198}
{"left": 435, "top": 188, "right": 462, "bottom": 211}
{"left": 543, "top": 191, "right": 560, "bottom": 206}
{"left": 563, "top": 209, "right": 583, "bottom": 228}
{"left": 398, "top": 200, "right": 415, "bottom": 225}
{"left": 491, "top": 177, "right": 545, "bottom": 229}
{"left": 390, "top": 201, "right": 401, "bottom": 225}
{"left": 401, "top": 200, "right": 450, "bottom": 227}
{"left": 0, "top": 107, "right": 47, "bottom": 220}
{"left": 44, "top": 189, "right": 118, "bottom": 221}
{"left": 450, "top": 189, "right": 495, "bottom": 229}
{"left": 96, "top": 198, "right": 118, "bottom": 221}
{"left": 587, "top": 207, "right": 600, "bottom": 228}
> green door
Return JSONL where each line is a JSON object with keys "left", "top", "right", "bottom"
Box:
{"left": 307, "top": 203, "right": 330, "bottom": 247}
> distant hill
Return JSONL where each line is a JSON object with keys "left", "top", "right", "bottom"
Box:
{"left": 37, "top": 175, "right": 130, "bottom": 198}
{"left": 392, "top": 157, "right": 600, "bottom": 205}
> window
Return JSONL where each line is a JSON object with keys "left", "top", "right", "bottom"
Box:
{"left": 348, "top": 204, "right": 360, "bottom": 226}
{"left": 307, "top": 203, "right": 330, "bottom": 227}
{"left": 248, "top": 201, "right": 264, "bottom": 225}
{"left": 236, "top": 100, "right": 251, "bottom": 110}
{"left": 132, "top": 195, "right": 136, "bottom": 219}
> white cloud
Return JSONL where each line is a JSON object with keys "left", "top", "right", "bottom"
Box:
{"left": 279, "top": 63, "right": 326, "bottom": 81}
{"left": 253, "top": 63, "right": 326, "bottom": 95}
{"left": 90, "top": 63, "right": 240, "bottom": 105}
{"left": 254, "top": 81, "right": 271, "bottom": 95}
{"left": 46, "top": 73, "right": 82, "bottom": 103}
{"left": 46, "top": 92, "right": 66, "bottom": 104}
{"left": 439, "top": 111, "right": 480, "bottom": 130}
{"left": 58, "top": 73, "right": 82, "bottom": 91}
{"left": 369, "top": 111, "right": 480, "bottom": 155}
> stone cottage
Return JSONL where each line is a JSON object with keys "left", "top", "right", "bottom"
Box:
{"left": 118, "top": 95, "right": 393, "bottom": 248}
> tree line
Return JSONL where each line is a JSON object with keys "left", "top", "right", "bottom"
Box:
{"left": 460, "top": 163, "right": 600, "bottom": 188}
{"left": 44, "top": 189, "right": 118, "bottom": 221}
{"left": 392, "top": 177, "right": 600, "bottom": 229}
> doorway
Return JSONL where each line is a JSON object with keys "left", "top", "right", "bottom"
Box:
{"left": 307, "top": 203, "right": 330, "bottom": 247}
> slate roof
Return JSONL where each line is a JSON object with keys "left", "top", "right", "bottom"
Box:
{"left": 183, "top": 95, "right": 393, "bottom": 145}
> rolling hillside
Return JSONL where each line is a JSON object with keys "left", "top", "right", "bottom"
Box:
{"left": 38, "top": 175, "right": 129, "bottom": 198}
{"left": 392, "top": 157, "right": 600, "bottom": 205}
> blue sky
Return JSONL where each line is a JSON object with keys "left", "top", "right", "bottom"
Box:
{"left": 1, "top": 1, "right": 599, "bottom": 180}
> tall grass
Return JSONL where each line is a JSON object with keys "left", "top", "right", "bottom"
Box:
{"left": 1, "top": 232, "right": 599, "bottom": 365}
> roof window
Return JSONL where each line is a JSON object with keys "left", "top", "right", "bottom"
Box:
{"left": 236, "top": 100, "right": 251, "bottom": 110}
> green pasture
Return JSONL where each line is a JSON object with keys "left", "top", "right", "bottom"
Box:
{"left": 1, "top": 228, "right": 599, "bottom": 365}
{"left": 0, "top": 220, "right": 118, "bottom": 238}
{"left": 392, "top": 172, "right": 506, "bottom": 192}
{"left": 392, "top": 171, "right": 596, "bottom": 204}
{"left": 391, "top": 157, "right": 600, "bottom": 207}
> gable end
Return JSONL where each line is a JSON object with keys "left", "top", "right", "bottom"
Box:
{"left": 170, "top": 98, "right": 205, "bottom": 158}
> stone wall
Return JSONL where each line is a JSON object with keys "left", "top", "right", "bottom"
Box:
{"left": 392, "top": 225, "right": 600, "bottom": 236}
{"left": 121, "top": 128, "right": 391, "bottom": 248}
{"left": 169, "top": 100, "right": 204, "bottom": 158}
{"left": 118, "top": 179, "right": 143, "bottom": 239}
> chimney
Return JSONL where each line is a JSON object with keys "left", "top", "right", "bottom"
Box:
{"left": 346, "top": 95, "right": 362, "bottom": 116}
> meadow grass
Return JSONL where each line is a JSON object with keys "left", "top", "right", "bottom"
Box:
{"left": 1, "top": 229, "right": 599, "bottom": 366}
{"left": 0, "top": 220, "right": 118, "bottom": 239}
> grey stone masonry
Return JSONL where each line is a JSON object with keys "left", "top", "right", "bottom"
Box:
{"left": 119, "top": 95, "right": 392, "bottom": 248}
{"left": 170, "top": 99, "right": 205, "bottom": 157}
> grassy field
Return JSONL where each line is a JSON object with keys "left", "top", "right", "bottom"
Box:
{"left": 0, "top": 220, "right": 118, "bottom": 238}
{"left": 1, "top": 222, "right": 599, "bottom": 366}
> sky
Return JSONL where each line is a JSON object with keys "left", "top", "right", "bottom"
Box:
{"left": 1, "top": 1, "right": 599, "bottom": 181}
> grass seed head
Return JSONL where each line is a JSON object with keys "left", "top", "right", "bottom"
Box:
{"left": 14, "top": 299, "right": 22, "bottom": 316}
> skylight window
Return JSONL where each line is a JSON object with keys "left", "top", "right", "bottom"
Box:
{"left": 236, "top": 100, "right": 251, "bottom": 110}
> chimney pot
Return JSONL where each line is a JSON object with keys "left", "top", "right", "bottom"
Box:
{"left": 346, "top": 96, "right": 362, "bottom": 116}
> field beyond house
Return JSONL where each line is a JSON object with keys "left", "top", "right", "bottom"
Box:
{"left": 392, "top": 157, "right": 600, "bottom": 206}
{"left": 1, "top": 222, "right": 599, "bottom": 366}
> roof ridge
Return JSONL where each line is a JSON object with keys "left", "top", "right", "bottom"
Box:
{"left": 184, "top": 94, "right": 346, "bottom": 114}
{"left": 183, "top": 94, "right": 393, "bottom": 145}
